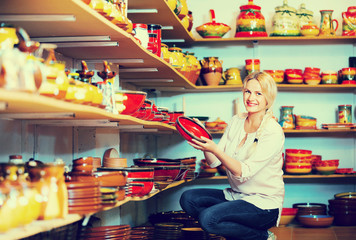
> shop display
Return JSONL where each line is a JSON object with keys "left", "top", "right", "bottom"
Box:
{"left": 319, "top": 10, "right": 338, "bottom": 36}
{"left": 196, "top": 9, "right": 231, "bottom": 38}
{"left": 271, "top": 0, "right": 300, "bottom": 36}
{"left": 235, "top": 0, "right": 268, "bottom": 37}
{"left": 342, "top": 7, "right": 356, "bottom": 36}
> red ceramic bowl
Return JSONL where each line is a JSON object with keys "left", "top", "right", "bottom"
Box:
{"left": 281, "top": 208, "right": 298, "bottom": 215}
{"left": 176, "top": 116, "right": 212, "bottom": 143}
{"left": 98, "top": 167, "right": 155, "bottom": 178}
{"left": 153, "top": 166, "right": 188, "bottom": 181}
{"left": 315, "top": 159, "right": 339, "bottom": 167}
{"left": 128, "top": 178, "right": 154, "bottom": 197}
{"left": 133, "top": 158, "right": 181, "bottom": 166}
{"left": 118, "top": 90, "right": 147, "bottom": 115}
{"left": 298, "top": 215, "right": 334, "bottom": 227}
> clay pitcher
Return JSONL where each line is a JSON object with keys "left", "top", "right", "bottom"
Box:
{"left": 200, "top": 57, "right": 223, "bottom": 86}
{"left": 319, "top": 10, "right": 338, "bottom": 36}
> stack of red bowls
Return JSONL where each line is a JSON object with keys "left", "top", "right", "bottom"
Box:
{"left": 81, "top": 225, "right": 131, "bottom": 239}
{"left": 303, "top": 67, "right": 321, "bottom": 85}
{"left": 133, "top": 158, "right": 189, "bottom": 181}
{"left": 329, "top": 192, "right": 356, "bottom": 226}
{"left": 285, "top": 69, "right": 303, "bottom": 84}
{"left": 66, "top": 181, "right": 102, "bottom": 215}
{"left": 284, "top": 149, "right": 312, "bottom": 174}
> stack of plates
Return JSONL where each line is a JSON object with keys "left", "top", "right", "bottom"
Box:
{"left": 154, "top": 222, "right": 183, "bottom": 240}
{"left": 66, "top": 181, "right": 102, "bottom": 215}
{"left": 81, "top": 225, "right": 131, "bottom": 239}
{"left": 131, "top": 226, "right": 155, "bottom": 239}
{"left": 181, "top": 227, "right": 210, "bottom": 240}
{"left": 100, "top": 187, "right": 118, "bottom": 207}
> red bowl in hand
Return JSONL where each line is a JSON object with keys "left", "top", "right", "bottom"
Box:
{"left": 176, "top": 116, "right": 212, "bottom": 143}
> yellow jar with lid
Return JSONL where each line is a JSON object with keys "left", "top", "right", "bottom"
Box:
{"left": 168, "top": 46, "right": 184, "bottom": 70}
{"left": 161, "top": 43, "right": 171, "bottom": 63}
{"left": 185, "top": 52, "right": 201, "bottom": 85}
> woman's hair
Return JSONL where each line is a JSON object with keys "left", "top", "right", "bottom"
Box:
{"left": 243, "top": 71, "right": 278, "bottom": 158}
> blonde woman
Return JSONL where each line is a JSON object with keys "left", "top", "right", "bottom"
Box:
{"left": 180, "top": 72, "right": 285, "bottom": 240}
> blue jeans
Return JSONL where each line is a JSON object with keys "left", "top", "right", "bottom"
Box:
{"left": 179, "top": 188, "right": 279, "bottom": 240}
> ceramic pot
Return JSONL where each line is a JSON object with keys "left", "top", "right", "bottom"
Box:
{"left": 235, "top": 0, "right": 268, "bottom": 37}
{"left": 279, "top": 106, "right": 295, "bottom": 129}
{"left": 297, "top": 3, "right": 315, "bottom": 29}
{"left": 200, "top": 57, "right": 223, "bottom": 86}
{"left": 342, "top": 7, "right": 356, "bottom": 36}
{"left": 271, "top": 0, "right": 300, "bottom": 36}
{"left": 223, "top": 68, "right": 242, "bottom": 85}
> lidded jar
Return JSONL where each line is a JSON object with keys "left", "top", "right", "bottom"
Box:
{"left": 297, "top": 4, "right": 315, "bottom": 29}
{"left": 271, "top": 0, "right": 300, "bottom": 36}
{"left": 235, "top": 0, "right": 268, "bottom": 37}
{"left": 168, "top": 46, "right": 184, "bottom": 70}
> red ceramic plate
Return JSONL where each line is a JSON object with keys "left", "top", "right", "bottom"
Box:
{"left": 176, "top": 116, "right": 212, "bottom": 143}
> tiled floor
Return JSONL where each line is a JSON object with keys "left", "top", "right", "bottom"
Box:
{"left": 270, "top": 226, "right": 356, "bottom": 240}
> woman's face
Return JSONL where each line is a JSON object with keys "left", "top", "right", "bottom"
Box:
{"left": 243, "top": 79, "right": 268, "bottom": 114}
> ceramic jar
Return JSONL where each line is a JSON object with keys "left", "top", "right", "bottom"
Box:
{"left": 223, "top": 68, "right": 242, "bottom": 85}
{"left": 319, "top": 10, "right": 338, "bottom": 36}
{"left": 178, "top": 0, "right": 188, "bottom": 20}
{"left": 161, "top": 43, "right": 170, "bottom": 63}
{"left": 297, "top": 4, "right": 315, "bottom": 29}
{"left": 168, "top": 46, "right": 184, "bottom": 71}
{"left": 271, "top": 0, "right": 300, "bottom": 36}
{"left": 279, "top": 106, "right": 295, "bottom": 129}
{"left": 200, "top": 57, "right": 223, "bottom": 86}
{"left": 235, "top": 0, "right": 268, "bottom": 37}
{"left": 132, "top": 23, "right": 149, "bottom": 49}
{"left": 245, "top": 59, "right": 260, "bottom": 75}
{"left": 147, "top": 24, "right": 162, "bottom": 57}
{"left": 185, "top": 52, "right": 201, "bottom": 85}
{"left": 342, "top": 7, "right": 356, "bottom": 36}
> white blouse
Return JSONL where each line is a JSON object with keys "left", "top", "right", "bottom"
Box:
{"left": 209, "top": 114, "right": 285, "bottom": 223}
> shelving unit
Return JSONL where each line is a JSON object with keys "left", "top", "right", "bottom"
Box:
{"left": 1, "top": 0, "right": 356, "bottom": 238}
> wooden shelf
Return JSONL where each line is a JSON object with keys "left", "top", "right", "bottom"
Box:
{"left": 0, "top": 90, "right": 175, "bottom": 132}
{"left": 0, "top": 214, "right": 82, "bottom": 240}
{"left": 101, "top": 179, "right": 192, "bottom": 211}
{"left": 193, "top": 35, "right": 356, "bottom": 45}
{"left": 210, "top": 128, "right": 356, "bottom": 136}
{"left": 196, "top": 175, "right": 356, "bottom": 180}
{"left": 128, "top": 0, "right": 195, "bottom": 43}
{"left": 0, "top": 0, "right": 195, "bottom": 89}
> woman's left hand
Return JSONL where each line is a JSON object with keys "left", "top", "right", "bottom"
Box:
{"left": 188, "top": 137, "right": 218, "bottom": 154}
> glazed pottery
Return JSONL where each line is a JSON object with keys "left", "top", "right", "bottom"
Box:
{"left": 222, "top": 68, "right": 242, "bottom": 85}
{"left": 338, "top": 104, "right": 352, "bottom": 124}
{"left": 245, "top": 59, "right": 260, "bottom": 75}
{"left": 176, "top": 116, "right": 212, "bottom": 143}
{"left": 271, "top": 0, "right": 300, "bottom": 36}
{"left": 235, "top": 0, "right": 268, "bottom": 37}
{"left": 297, "top": 3, "right": 315, "bottom": 29}
{"left": 200, "top": 57, "right": 223, "bottom": 86}
{"left": 301, "top": 22, "right": 320, "bottom": 36}
{"left": 279, "top": 106, "right": 295, "bottom": 129}
{"left": 195, "top": 9, "right": 231, "bottom": 38}
{"left": 298, "top": 215, "right": 334, "bottom": 227}
{"left": 319, "top": 10, "right": 338, "bottom": 36}
{"left": 342, "top": 7, "right": 356, "bottom": 36}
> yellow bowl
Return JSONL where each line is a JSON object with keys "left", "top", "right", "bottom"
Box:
{"left": 315, "top": 166, "right": 338, "bottom": 175}
{"left": 279, "top": 215, "right": 296, "bottom": 227}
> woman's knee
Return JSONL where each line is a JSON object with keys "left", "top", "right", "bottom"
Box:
{"left": 199, "top": 208, "right": 219, "bottom": 233}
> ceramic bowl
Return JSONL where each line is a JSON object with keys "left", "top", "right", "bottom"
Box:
{"left": 153, "top": 166, "right": 187, "bottom": 181}
{"left": 284, "top": 162, "right": 312, "bottom": 174}
{"left": 282, "top": 208, "right": 298, "bottom": 215}
{"left": 115, "top": 90, "right": 147, "bottom": 115}
{"left": 264, "top": 70, "right": 285, "bottom": 83}
{"left": 315, "top": 166, "right": 338, "bottom": 175}
{"left": 98, "top": 167, "right": 155, "bottom": 179}
{"left": 128, "top": 178, "right": 154, "bottom": 197}
{"left": 334, "top": 192, "right": 356, "bottom": 199}
{"left": 279, "top": 215, "right": 296, "bottom": 227}
{"left": 298, "top": 215, "right": 334, "bottom": 227}
{"left": 133, "top": 158, "right": 181, "bottom": 166}
{"left": 93, "top": 170, "right": 127, "bottom": 187}
{"left": 304, "top": 76, "right": 321, "bottom": 85}
{"left": 316, "top": 159, "right": 339, "bottom": 167}
{"left": 176, "top": 116, "right": 212, "bottom": 143}
{"left": 285, "top": 149, "right": 312, "bottom": 158}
